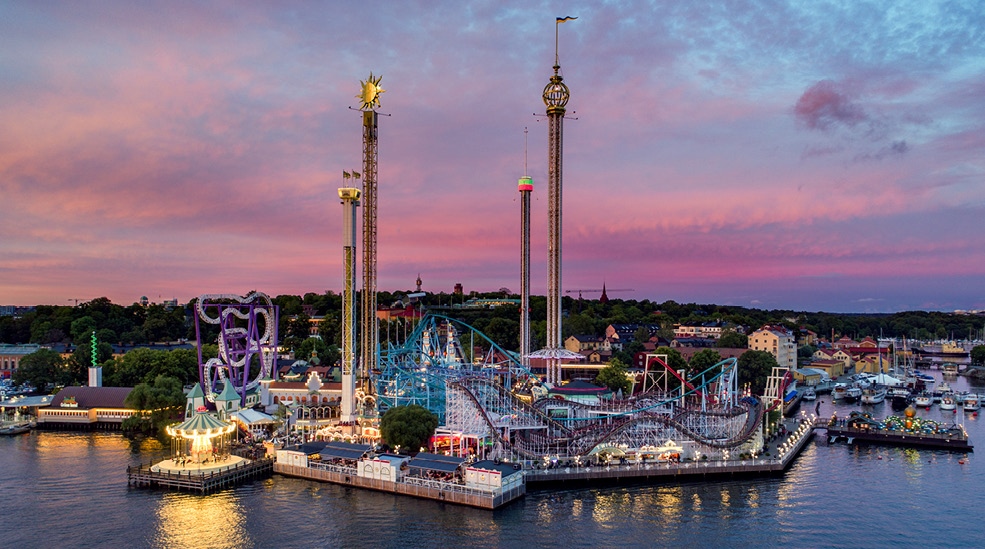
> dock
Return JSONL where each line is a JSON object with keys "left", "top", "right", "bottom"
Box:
{"left": 274, "top": 461, "right": 525, "bottom": 509}
{"left": 127, "top": 457, "right": 274, "bottom": 493}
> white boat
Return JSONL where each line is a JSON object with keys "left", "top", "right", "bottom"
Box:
{"left": 962, "top": 393, "right": 981, "bottom": 412}
{"left": 832, "top": 383, "right": 847, "bottom": 401}
{"left": 843, "top": 385, "right": 862, "bottom": 403}
{"left": 939, "top": 394, "right": 957, "bottom": 411}
{"left": 914, "top": 392, "right": 933, "bottom": 408}
{"left": 942, "top": 363, "right": 959, "bottom": 376}
{"left": 802, "top": 387, "right": 817, "bottom": 401}
{"left": 860, "top": 386, "right": 887, "bottom": 405}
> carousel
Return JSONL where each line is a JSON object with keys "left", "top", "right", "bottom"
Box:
{"left": 152, "top": 413, "right": 247, "bottom": 474}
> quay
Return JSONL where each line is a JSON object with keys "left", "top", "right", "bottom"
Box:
{"left": 127, "top": 457, "right": 274, "bottom": 493}
{"left": 274, "top": 461, "right": 524, "bottom": 510}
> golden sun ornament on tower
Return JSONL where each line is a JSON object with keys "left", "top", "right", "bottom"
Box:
{"left": 357, "top": 72, "right": 385, "bottom": 110}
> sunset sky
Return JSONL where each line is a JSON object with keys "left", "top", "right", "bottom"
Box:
{"left": 2, "top": 1, "right": 984, "bottom": 313}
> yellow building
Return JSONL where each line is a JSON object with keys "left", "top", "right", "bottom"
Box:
{"left": 809, "top": 359, "right": 845, "bottom": 379}
{"left": 748, "top": 325, "right": 796, "bottom": 370}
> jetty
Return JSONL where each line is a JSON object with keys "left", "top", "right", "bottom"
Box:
{"left": 127, "top": 457, "right": 274, "bottom": 493}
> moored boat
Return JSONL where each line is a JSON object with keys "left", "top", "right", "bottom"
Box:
{"left": 802, "top": 387, "right": 817, "bottom": 401}
{"left": 962, "top": 393, "right": 981, "bottom": 412}
{"left": 939, "top": 394, "right": 957, "bottom": 411}
{"left": 843, "top": 385, "right": 862, "bottom": 404}
{"left": 888, "top": 387, "right": 912, "bottom": 411}
{"left": 914, "top": 392, "right": 933, "bottom": 408}
{"left": 0, "top": 422, "right": 32, "bottom": 436}
{"left": 861, "top": 386, "right": 887, "bottom": 405}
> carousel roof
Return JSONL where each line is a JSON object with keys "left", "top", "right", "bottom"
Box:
{"left": 171, "top": 412, "right": 231, "bottom": 434}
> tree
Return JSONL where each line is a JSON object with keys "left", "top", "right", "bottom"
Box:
{"left": 971, "top": 345, "right": 985, "bottom": 366}
{"left": 379, "top": 405, "right": 439, "bottom": 452}
{"left": 718, "top": 331, "right": 747, "bottom": 348}
{"left": 595, "top": 358, "right": 632, "bottom": 394}
{"left": 797, "top": 344, "right": 818, "bottom": 360}
{"left": 482, "top": 317, "right": 519, "bottom": 351}
{"left": 737, "top": 350, "right": 778, "bottom": 396}
{"left": 12, "top": 349, "right": 64, "bottom": 388}
{"left": 123, "top": 375, "right": 187, "bottom": 433}
{"left": 689, "top": 349, "right": 723, "bottom": 374}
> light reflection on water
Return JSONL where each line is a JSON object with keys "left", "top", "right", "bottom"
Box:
{"left": 154, "top": 492, "right": 250, "bottom": 549}
{"left": 0, "top": 372, "right": 981, "bottom": 548}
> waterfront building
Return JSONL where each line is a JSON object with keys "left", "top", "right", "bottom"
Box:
{"left": 36, "top": 386, "right": 137, "bottom": 430}
{"left": 813, "top": 348, "right": 854, "bottom": 372}
{"left": 809, "top": 359, "right": 846, "bottom": 378}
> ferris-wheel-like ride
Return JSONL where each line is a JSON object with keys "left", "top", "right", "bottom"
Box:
{"left": 194, "top": 292, "right": 279, "bottom": 406}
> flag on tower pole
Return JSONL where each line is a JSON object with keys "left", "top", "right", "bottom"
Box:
{"left": 556, "top": 16, "right": 577, "bottom": 23}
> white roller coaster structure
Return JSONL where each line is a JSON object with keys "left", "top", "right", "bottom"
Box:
{"left": 194, "top": 292, "right": 278, "bottom": 405}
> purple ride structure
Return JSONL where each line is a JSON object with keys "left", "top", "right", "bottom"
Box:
{"left": 194, "top": 292, "right": 279, "bottom": 407}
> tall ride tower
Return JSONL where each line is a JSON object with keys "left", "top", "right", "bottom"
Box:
{"left": 544, "top": 17, "right": 574, "bottom": 384}
{"left": 358, "top": 73, "right": 384, "bottom": 391}
{"left": 518, "top": 136, "right": 533, "bottom": 367}
{"left": 339, "top": 181, "right": 361, "bottom": 423}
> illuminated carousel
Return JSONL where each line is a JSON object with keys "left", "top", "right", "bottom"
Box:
{"left": 152, "top": 413, "right": 247, "bottom": 474}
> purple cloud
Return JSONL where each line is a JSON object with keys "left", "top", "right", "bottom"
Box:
{"left": 794, "top": 80, "right": 867, "bottom": 130}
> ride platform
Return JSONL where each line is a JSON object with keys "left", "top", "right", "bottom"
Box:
{"left": 127, "top": 457, "right": 274, "bottom": 493}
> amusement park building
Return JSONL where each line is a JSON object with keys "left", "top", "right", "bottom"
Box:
{"left": 748, "top": 325, "right": 796, "bottom": 370}
{"left": 259, "top": 371, "right": 342, "bottom": 409}
{"left": 36, "top": 386, "right": 138, "bottom": 430}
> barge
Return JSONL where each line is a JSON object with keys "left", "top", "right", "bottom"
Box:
{"left": 822, "top": 409, "right": 972, "bottom": 452}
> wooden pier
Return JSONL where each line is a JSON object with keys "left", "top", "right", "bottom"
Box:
{"left": 274, "top": 462, "right": 525, "bottom": 509}
{"left": 127, "top": 457, "right": 274, "bottom": 493}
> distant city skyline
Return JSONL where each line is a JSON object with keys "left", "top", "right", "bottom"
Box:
{"left": 2, "top": 2, "right": 984, "bottom": 313}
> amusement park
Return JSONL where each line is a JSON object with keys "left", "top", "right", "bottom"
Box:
{"left": 129, "top": 24, "right": 817, "bottom": 506}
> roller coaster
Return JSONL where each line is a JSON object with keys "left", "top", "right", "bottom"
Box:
{"left": 194, "top": 292, "right": 279, "bottom": 406}
{"left": 375, "top": 314, "right": 765, "bottom": 460}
